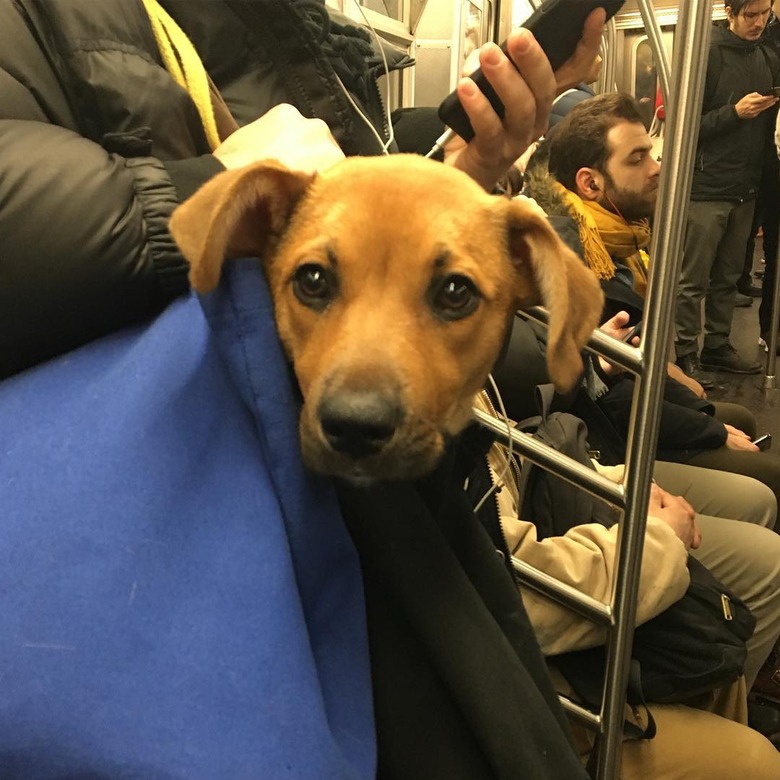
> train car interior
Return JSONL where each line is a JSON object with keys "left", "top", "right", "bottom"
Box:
{"left": 2, "top": 1, "right": 780, "bottom": 778}
{"left": 329, "top": 1, "right": 780, "bottom": 777}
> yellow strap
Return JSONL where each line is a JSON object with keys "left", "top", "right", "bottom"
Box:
{"left": 140, "top": 0, "right": 221, "bottom": 151}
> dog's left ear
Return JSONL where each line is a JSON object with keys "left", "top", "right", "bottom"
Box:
{"left": 169, "top": 161, "right": 314, "bottom": 293}
{"left": 503, "top": 199, "right": 604, "bottom": 393}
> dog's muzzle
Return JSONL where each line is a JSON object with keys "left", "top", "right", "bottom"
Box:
{"left": 317, "top": 389, "right": 403, "bottom": 460}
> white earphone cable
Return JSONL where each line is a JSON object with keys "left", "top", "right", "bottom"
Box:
{"left": 335, "top": 2, "right": 395, "bottom": 155}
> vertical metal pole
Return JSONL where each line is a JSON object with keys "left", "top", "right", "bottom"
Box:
{"left": 594, "top": 3, "right": 713, "bottom": 779}
{"left": 762, "top": 221, "right": 780, "bottom": 388}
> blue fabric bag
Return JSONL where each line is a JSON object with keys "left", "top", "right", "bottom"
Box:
{"left": 0, "top": 260, "right": 375, "bottom": 779}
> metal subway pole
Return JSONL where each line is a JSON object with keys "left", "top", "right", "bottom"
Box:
{"left": 594, "top": 3, "right": 713, "bottom": 779}
{"left": 762, "top": 211, "right": 780, "bottom": 388}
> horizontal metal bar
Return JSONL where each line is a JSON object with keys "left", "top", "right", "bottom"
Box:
{"left": 512, "top": 558, "right": 613, "bottom": 626}
{"left": 558, "top": 694, "right": 602, "bottom": 731}
{"left": 472, "top": 408, "right": 625, "bottom": 509}
{"left": 517, "top": 307, "right": 644, "bottom": 377}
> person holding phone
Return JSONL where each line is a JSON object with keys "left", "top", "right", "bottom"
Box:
{"left": 0, "top": 0, "right": 606, "bottom": 382}
{"left": 674, "top": 0, "right": 780, "bottom": 375}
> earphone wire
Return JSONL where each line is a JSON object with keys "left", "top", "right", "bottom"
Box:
{"left": 473, "top": 374, "right": 516, "bottom": 514}
{"left": 334, "top": 2, "right": 395, "bottom": 156}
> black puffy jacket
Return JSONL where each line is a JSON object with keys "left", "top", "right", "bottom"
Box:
{"left": 691, "top": 23, "right": 780, "bottom": 201}
{"left": 0, "top": 0, "right": 410, "bottom": 379}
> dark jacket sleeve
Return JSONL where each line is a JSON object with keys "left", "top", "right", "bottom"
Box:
{"left": 698, "top": 47, "right": 741, "bottom": 141}
{"left": 0, "top": 119, "right": 191, "bottom": 378}
{"left": 597, "top": 376, "right": 728, "bottom": 453}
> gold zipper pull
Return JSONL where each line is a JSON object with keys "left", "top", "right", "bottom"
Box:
{"left": 721, "top": 593, "right": 733, "bottom": 621}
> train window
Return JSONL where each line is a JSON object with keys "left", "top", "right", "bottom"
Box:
{"left": 360, "top": 0, "right": 403, "bottom": 19}
{"left": 633, "top": 37, "right": 658, "bottom": 130}
{"left": 462, "top": 1, "right": 483, "bottom": 64}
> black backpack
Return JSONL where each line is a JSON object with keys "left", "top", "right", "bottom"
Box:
{"left": 506, "top": 385, "right": 756, "bottom": 730}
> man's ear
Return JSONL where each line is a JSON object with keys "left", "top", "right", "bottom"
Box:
{"left": 574, "top": 168, "right": 602, "bottom": 202}
{"left": 169, "top": 161, "right": 314, "bottom": 293}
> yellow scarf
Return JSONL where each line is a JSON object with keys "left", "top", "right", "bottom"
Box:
{"left": 554, "top": 182, "right": 652, "bottom": 298}
{"left": 141, "top": 0, "right": 222, "bottom": 150}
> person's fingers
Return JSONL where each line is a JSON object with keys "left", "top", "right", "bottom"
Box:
{"left": 455, "top": 76, "right": 503, "bottom": 143}
{"left": 676, "top": 495, "right": 696, "bottom": 519}
{"left": 501, "top": 29, "right": 555, "bottom": 143}
{"left": 553, "top": 8, "right": 607, "bottom": 91}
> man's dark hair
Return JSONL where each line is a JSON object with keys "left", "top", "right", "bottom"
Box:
{"left": 725, "top": 0, "right": 757, "bottom": 15}
{"left": 548, "top": 92, "right": 645, "bottom": 192}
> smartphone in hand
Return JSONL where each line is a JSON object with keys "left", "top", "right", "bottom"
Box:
{"left": 752, "top": 433, "right": 772, "bottom": 451}
{"left": 622, "top": 320, "right": 643, "bottom": 343}
{"left": 437, "top": 0, "right": 625, "bottom": 142}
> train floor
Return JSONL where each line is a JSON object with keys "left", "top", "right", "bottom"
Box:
{"left": 706, "top": 239, "right": 780, "bottom": 445}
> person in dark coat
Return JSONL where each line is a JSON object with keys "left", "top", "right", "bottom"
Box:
{"left": 1, "top": 0, "right": 602, "bottom": 380}
{"left": 674, "top": 1, "right": 780, "bottom": 375}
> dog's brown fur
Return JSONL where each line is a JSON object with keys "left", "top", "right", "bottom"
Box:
{"left": 169, "top": 154, "right": 603, "bottom": 483}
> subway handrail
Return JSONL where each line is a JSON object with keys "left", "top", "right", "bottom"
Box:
{"left": 472, "top": 2, "right": 714, "bottom": 778}
{"left": 596, "top": 6, "right": 712, "bottom": 774}
{"left": 763, "top": 230, "right": 780, "bottom": 386}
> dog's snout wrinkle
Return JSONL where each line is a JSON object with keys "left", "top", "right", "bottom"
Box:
{"left": 318, "top": 390, "right": 403, "bottom": 460}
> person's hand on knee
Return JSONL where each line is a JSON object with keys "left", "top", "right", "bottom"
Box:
{"left": 649, "top": 483, "right": 701, "bottom": 550}
{"left": 724, "top": 424, "right": 760, "bottom": 451}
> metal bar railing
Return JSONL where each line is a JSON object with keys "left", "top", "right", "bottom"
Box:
{"left": 595, "top": 4, "right": 713, "bottom": 778}
{"left": 763, "top": 226, "right": 780, "bottom": 387}
{"left": 470, "top": 2, "right": 714, "bottom": 778}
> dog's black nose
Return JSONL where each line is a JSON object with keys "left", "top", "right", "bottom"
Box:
{"left": 318, "top": 391, "right": 402, "bottom": 460}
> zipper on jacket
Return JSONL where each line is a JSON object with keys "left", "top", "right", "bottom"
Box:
{"left": 478, "top": 390, "right": 523, "bottom": 574}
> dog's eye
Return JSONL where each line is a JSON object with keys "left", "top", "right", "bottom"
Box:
{"left": 293, "top": 264, "right": 336, "bottom": 309}
{"left": 431, "top": 275, "right": 481, "bottom": 320}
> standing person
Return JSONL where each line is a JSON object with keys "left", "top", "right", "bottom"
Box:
{"left": 674, "top": 0, "right": 780, "bottom": 375}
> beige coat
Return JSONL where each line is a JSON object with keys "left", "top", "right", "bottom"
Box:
{"left": 475, "top": 394, "right": 690, "bottom": 657}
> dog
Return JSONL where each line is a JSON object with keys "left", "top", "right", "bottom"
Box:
{"left": 169, "top": 154, "right": 603, "bottom": 484}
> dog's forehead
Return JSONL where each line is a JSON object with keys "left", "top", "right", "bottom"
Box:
{"left": 292, "top": 155, "right": 501, "bottom": 249}
{"left": 313, "top": 154, "right": 492, "bottom": 214}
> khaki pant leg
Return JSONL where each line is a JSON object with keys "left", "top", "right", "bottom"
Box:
{"left": 619, "top": 697, "right": 780, "bottom": 780}
{"left": 652, "top": 460, "right": 777, "bottom": 530}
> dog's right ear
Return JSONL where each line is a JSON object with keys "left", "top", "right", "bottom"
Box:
{"left": 503, "top": 199, "right": 604, "bottom": 393}
{"left": 169, "top": 161, "right": 314, "bottom": 293}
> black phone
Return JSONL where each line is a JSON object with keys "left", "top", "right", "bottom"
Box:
{"left": 437, "top": 0, "right": 625, "bottom": 142}
{"left": 752, "top": 433, "right": 772, "bottom": 451}
{"left": 622, "top": 320, "right": 643, "bottom": 343}
{"left": 765, "top": 86, "right": 780, "bottom": 97}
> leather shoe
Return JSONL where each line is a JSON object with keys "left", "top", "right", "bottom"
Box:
{"left": 734, "top": 292, "right": 754, "bottom": 307}
{"left": 737, "top": 282, "right": 763, "bottom": 297}
{"left": 752, "top": 643, "right": 780, "bottom": 705}
{"left": 675, "top": 353, "right": 715, "bottom": 390}
{"left": 700, "top": 344, "right": 762, "bottom": 374}
{"left": 748, "top": 698, "right": 780, "bottom": 746}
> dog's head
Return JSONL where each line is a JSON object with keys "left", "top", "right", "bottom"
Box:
{"left": 170, "top": 155, "right": 603, "bottom": 484}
